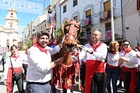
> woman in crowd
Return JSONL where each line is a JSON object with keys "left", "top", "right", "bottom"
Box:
{"left": 3, "top": 45, "right": 25, "bottom": 93}
{"left": 119, "top": 40, "right": 138, "bottom": 93}
{"left": 105, "top": 41, "right": 120, "bottom": 93}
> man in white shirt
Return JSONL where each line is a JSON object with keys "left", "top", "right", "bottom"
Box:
{"left": 26, "top": 31, "right": 64, "bottom": 93}
{"left": 79, "top": 29, "right": 107, "bottom": 93}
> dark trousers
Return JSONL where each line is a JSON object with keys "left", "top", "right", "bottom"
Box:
{"left": 2, "top": 59, "right": 5, "bottom": 71}
{"left": 81, "top": 64, "right": 86, "bottom": 88}
{"left": 90, "top": 73, "right": 105, "bottom": 93}
{"left": 12, "top": 76, "right": 24, "bottom": 93}
{"left": 136, "top": 66, "right": 140, "bottom": 93}
{"left": 22, "top": 64, "right": 28, "bottom": 76}
{"left": 106, "top": 67, "right": 120, "bottom": 93}
{"left": 124, "top": 71, "right": 137, "bottom": 93}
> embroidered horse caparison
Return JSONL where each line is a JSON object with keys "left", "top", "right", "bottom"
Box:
{"left": 51, "top": 20, "right": 82, "bottom": 92}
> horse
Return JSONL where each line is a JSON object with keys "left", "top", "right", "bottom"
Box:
{"left": 51, "top": 20, "right": 82, "bottom": 93}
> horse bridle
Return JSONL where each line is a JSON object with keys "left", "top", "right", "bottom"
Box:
{"left": 64, "top": 24, "right": 80, "bottom": 39}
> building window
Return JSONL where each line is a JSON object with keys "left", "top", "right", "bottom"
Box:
{"left": 105, "top": 22, "right": 112, "bottom": 39}
{"left": 74, "top": 16, "right": 78, "bottom": 22}
{"left": 63, "top": 5, "right": 67, "bottom": 13}
{"left": 86, "top": 9, "right": 91, "bottom": 17}
{"left": 105, "top": 22, "right": 111, "bottom": 31}
{"left": 11, "top": 13, "right": 13, "bottom": 15}
{"left": 73, "top": 0, "right": 78, "bottom": 7}
{"left": 85, "top": 9, "right": 92, "bottom": 25}
{"left": 104, "top": 0, "right": 110, "bottom": 11}
{"left": 137, "top": 0, "right": 140, "bottom": 10}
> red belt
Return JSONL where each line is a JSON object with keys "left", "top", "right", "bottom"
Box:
{"left": 106, "top": 63, "right": 119, "bottom": 69}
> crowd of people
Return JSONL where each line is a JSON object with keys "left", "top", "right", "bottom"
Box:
{"left": 1, "top": 29, "right": 140, "bottom": 93}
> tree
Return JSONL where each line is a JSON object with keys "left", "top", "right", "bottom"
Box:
{"left": 25, "top": 40, "right": 32, "bottom": 49}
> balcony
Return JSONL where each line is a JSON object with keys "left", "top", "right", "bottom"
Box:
{"left": 82, "top": 16, "right": 93, "bottom": 27}
{"left": 100, "top": 10, "right": 111, "bottom": 22}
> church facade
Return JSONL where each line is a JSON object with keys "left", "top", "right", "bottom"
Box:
{"left": 0, "top": 8, "right": 18, "bottom": 49}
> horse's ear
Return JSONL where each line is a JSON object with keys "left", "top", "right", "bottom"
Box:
{"left": 77, "top": 26, "right": 82, "bottom": 38}
{"left": 65, "top": 19, "right": 69, "bottom": 24}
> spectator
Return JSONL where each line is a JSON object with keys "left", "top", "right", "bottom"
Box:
{"left": 135, "top": 42, "right": 140, "bottom": 52}
{"left": 79, "top": 29, "right": 108, "bottom": 93}
{"left": 3, "top": 45, "right": 25, "bottom": 93}
{"left": 105, "top": 41, "right": 120, "bottom": 93}
{"left": 26, "top": 31, "right": 64, "bottom": 93}
{"left": 2, "top": 52, "right": 6, "bottom": 71}
{"left": 119, "top": 40, "right": 138, "bottom": 93}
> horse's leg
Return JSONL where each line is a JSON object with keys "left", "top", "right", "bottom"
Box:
{"left": 50, "top": 82, "right": 56, "bottom": 93}
{"left": 63, "top": 88, "right": 67, "bottom": 93}
{"left": 71, "top": 88, "right": 73, "bottom": 93}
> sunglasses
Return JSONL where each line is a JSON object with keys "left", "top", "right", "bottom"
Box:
{"left": 123, "top": 44, "right": 129, "bottom": 46}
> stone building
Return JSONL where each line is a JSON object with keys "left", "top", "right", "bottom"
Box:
{"left": 0, "top": 8, "right": 18, "bottom": 48}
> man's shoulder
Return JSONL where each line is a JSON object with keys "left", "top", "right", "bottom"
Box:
{"left": 28, "top": 46, "right": 38, "bottom": 52}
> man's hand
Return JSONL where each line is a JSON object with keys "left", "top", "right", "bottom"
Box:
{"left": 54, "top": 57, "right": 64, "bottom": 65}
{"left": 119, "top": 57, "right": 128, "bottom": 63}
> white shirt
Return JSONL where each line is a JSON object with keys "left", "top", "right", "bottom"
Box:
{"left": 3, "top": 54, "right": 26, "bottom": 79}
{"left": 106, "top": 52, "right": 120, "bottom": 67}
{"left": 79, "top": 42, "right": 107, "bottom": 62}
{"left": 119, "top": 50, "right": 138, "bottom": 68}
{"left": 26, "top": 45, "right": 60, "bottom": 83}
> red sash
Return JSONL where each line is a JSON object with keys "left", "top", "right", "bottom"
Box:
{"left": 123, "top": 66, "right": 138, "bottom": 93}
{"left": 106, "top": 63, "right": 119, "bottom": 69}
{"left": 84, "top": 60, "right": 105, "bottom": 93}
{"left": 6, "top": 67, "right": 22, "bottom": 93}
{"left": 6, "top": 67, "right": 22, "bottom": 83}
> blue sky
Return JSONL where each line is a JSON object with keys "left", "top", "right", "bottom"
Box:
{"left": 0, "top": 0, "right": 50, "bottom": 35}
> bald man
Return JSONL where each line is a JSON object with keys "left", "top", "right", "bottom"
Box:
{"left": 79, "top": 29, "right": 107, "bottom": 93}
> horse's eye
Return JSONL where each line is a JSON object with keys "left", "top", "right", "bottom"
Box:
{"left": 65, "top": 24, "right": 71, "bottom": 28}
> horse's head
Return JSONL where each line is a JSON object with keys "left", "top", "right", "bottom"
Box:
{"left": 61, "top": 20, "right": 81, "bottom": 52}
{"left": 53, "top": 20, "right": 81, "bottom": 66}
